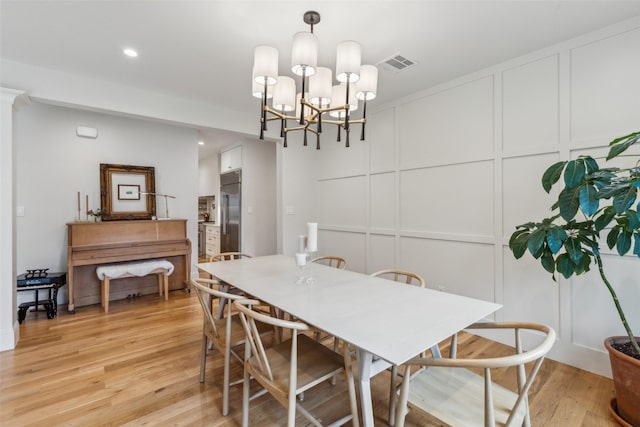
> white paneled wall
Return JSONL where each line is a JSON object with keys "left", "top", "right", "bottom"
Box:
{"left": 399, "top": 162, "right": 494, "bottom": 239}
{"left": 318, "top": 176, "right": 367, "bottom": 228}
{"left": 398, "top": 76, "right": 495, "bottom": 168}
{"left": 399, "top": 237, "right": 495, "bottom": 302}
{"left": 502, "top": 153, "right": 559, "bottom": 234}
{"left": 309, "top": 18, "right": 640, "bottom": 376}
{"left": 368, "top": 110, "right": 396, "bottom": 173}
{"left": 317, "top": 229, "right": 366, "bottom": 274}
{"left": 569, "top": 28, "right": 640, "bottom": 143}
{"left": 502, "top": 54, "right": 560, "bottom": 153}
{"left": 368, "top": 234, "right": 396, "bottom": 273}
{"left": 369, "top": 172, "right": 395, "bottom": 230}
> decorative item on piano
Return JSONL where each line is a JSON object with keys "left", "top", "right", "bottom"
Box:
{"left": 88, "top": 208, "right": 104, "bottom": 222}
{"left": 24, "top": 268, "right": 50, "bottom": 279}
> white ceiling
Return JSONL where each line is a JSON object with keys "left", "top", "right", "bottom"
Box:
{"left": 2, "top": 1, "right": 640, "bottom": 158}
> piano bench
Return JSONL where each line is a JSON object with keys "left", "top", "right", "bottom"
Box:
{"left": 96, "top": 260, "right": 174, "bottom": 314}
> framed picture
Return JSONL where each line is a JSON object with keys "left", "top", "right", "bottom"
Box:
{"left": 100, "top": 163, "right": 156, "bottom": 220}
{"left": 117, "top": 184, "right": 141, "bottom": 200}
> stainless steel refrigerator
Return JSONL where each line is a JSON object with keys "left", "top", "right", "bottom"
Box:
{"left": 220, "top": 170, "right": 241, "bottom": 253}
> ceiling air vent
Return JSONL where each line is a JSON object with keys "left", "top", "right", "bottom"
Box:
{"left": 379, "top": 54, "right": 417, "bottom": 72}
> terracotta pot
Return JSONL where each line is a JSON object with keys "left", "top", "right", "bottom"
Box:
{"left": 605, "top": 336, "right": 640, "bottom": 427}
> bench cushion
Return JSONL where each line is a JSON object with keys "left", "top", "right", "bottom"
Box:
{"left": 96, "top": 260, "right": 174, "bottom": 280}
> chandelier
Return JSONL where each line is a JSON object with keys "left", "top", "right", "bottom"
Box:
{"left": 252, "top": 11, "right": 378, "bottom": 149}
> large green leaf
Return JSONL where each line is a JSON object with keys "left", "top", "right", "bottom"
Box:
{"left": 527, "top": 229, "right": 546, "bottom": 258}
{"left": 546, "top": 226, "right": 567, "bottom": 253}
{"left": 556, "top": 253, "right": 575, "bottom": 279}
{"left": 564, "top": 238, "right": 584, "bottom": 263}
{"left": 613, "top": 187, "right": 637, "bottom": 214}
{"left": 509, "top": 231, "right": 530, "bottom": 259}
{"left": 617, "top": 231, "right": 632, "bottom": 255}
{"left": 598, "top": 181, "right": 630, "bottom": 200}
{"left": 579, "top": 184, "right": 599, "bottom": 217}
{"left": 563, "top": 159, "right": 586, "bottom": 189}
{"left": 542, "top": 161, "right": 566, "bottom": 193}
{"left": 583, "top": 156, "right": 600, "bottom": 174}
{"left": 594, "top": 206, "right": 616, "bottom": 232}
{"left": 607, "top": 131, "right": 640, "bottom": 160}
{"left": 607, "top": 226, "right": 621, "bottom": 250}
{"left": 627, "top": 210, "right": 640, "bottom": 230}
{"left": 540, "top": 250, "right": 555, "bottom": 273}
{"left": 574, "top": 252, "right": 591, "bottom": 274}
{"left": 558, "top": 186, "right": 581, "bottom": 221}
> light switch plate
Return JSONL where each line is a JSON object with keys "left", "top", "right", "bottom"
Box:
{"left": 17, "top": 206, "right": 25, "bottom": 217}
{"left": 286, "top": 206, "right": 294, "bottom": 215}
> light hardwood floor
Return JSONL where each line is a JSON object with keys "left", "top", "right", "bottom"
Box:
{"left": 1, "top": 290, "right": 618, "bottom": 426}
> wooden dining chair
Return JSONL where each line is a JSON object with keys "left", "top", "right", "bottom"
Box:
{"left": 311, "top": 255, "right": 348, "bottom": 269}
{"left": 233, "top": 298, "right": 360, "bottom": 427}
{"left": 370, "top": 268, "right": 428, "bottom": 423}
{"left": 191, "top": 277, "right": 273, "bottom": 416}
{"left": 394, "top": 322, "right": 556, "bottom": 427}
{"left": 208, "top": 251, "right": 253, "bottom": 262}
{"left": 370, "top": 269, "right": 425, "bottom": 287}
{"left": 307, "top": 255, "right": 348, "bottom": 347}
{"left": 205, "top": 252, "right": 253, "bottom": 318}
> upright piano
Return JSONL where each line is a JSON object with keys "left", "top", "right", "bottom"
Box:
{"left": 67, "top": 219, "right": 191, "bottom": 312}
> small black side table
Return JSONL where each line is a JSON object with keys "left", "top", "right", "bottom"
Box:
{"left": 17, "top": 271, "right": 67, "bottom": 323}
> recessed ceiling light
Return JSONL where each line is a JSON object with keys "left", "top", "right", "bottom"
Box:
{"left": 123, "top": 48, "right": 138, "bottom": 58}
{"left": 198, "top": 141, "right": 205, "bottom": 145}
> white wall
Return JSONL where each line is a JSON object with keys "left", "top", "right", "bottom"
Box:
{"left": 305, "top": 18, "right": 640, "bottom": 377}
{"left": 198, "top": 155, "right": 219, "bottom": 198}
{"left": 14, "top": 102, "right": 200, "bottom": 306}
{"left": 279, "top": 132, "right": 320, "bottom": 256}
{"left": 0, "top": 89, "right": 27, "bottom": 350}
{"left": 219, "top": 138, "right": 278, "bottom": 257}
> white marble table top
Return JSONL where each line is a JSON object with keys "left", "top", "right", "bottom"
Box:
{"left": 198, "top": 254, "right": 501, "bottom": 366}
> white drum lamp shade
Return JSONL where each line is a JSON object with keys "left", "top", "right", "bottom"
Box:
{"left": 336, "top": 41, "right": 361, "bottom": 83}
{"left": 355, "top": 64, "right": 378, "bottom": 101}
{"left": 272, "top": 76, "right": 296, "bottom": 112}
{"left": 309, "top": 66, "right": 332, "bottom": 106}
{"left": 291, "top": 32, "right": 318, "bottom": 76}
{"left": 254, "top": 45, "right": 279, "bottom": 85}
{"left": 252, "top": 67, "right": 273, "bottom": 99}
{"left": 329, "top": 84, "right": 358, "bottom": 118}
{"left": 252, "top": 80, "right": 273, "bottom": 99}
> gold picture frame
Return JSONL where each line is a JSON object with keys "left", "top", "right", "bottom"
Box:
{"left": 100, "top": 163, "right": 156, "bottom": 220}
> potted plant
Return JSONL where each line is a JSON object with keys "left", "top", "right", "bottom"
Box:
{"left": 508, "top": 131, "right": 640, "bottom": 426}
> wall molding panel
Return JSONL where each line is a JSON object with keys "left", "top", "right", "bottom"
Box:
{"left": 315, "top": 17, "right": 640, "bottom": 377}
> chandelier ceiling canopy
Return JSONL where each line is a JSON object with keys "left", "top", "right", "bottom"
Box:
{"left": 252, "top": 11, "right": 378, "bottom": 149}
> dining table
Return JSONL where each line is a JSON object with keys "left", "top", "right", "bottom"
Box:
{"left": 197, "top": 254, "right": 501, "bottom": 426}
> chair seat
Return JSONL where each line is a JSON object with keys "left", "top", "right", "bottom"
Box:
{"left": 247, "top": 334, "right": 345, "bottom": 394}
{"left": 207, "top": 313, "right": 272, "bottom": 348}
{"left": 406, "top": 367, "right": 526, "bottom": 427}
